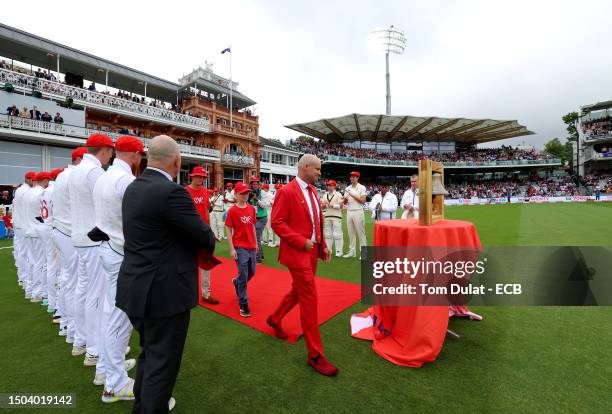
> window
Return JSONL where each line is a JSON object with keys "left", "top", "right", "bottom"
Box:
{"left": 261, "top": 151, "right": 270, "bottom": 162}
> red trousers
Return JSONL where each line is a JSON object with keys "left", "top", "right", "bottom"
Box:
{"left": 271, "top": 248, "right": 324, "bottom": 358}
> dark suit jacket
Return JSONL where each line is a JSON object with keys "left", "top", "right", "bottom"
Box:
{"left": 117, "top": 168, "right": 216, "bottom": 319}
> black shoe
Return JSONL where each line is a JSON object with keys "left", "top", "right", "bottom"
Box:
{"left": 239, "top": 304, "right": 251, "bottom": 317}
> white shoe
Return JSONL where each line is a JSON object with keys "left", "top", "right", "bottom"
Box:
{"left": 66, "top": 336, "right": 74, "bottom": 344}
{"left": 71, "top": 345, "right": 86, "bottom": 356}
{"left": 101, "top": 378, "right": 135, "bottom": 403}
{"left": 31, "top": 296, "right": 42, "bottom": 303}
{"left": 25, "top": 293, "right": 31, "bottom": 299}
{"left": 93, "top": 373, "right": 106, "bottom": 386}
{"left": 125, "top": 346, "right": 131, "bottom": 356}
{"left": 83, "top": 353, "right": 99, "bottom": 367}
{"left": 125, "top": 358, "right": 136, "bottom": 372}
{"left": 335, "top": 252, "right": 342, "bottom": 257}
{"left": 58, "top": 328, "right": 67, "bottom": 337}
{"left": 168, "top": 397, "right": 176, "bottom": 411}
{"left": 342, "top": 251, "right": 355, "bottom": 258}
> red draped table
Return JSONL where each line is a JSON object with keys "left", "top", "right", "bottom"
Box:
{"left": 351, "top": 219, "right": 481, "bottom": 367}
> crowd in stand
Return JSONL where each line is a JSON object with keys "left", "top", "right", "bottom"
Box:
{"left": 5, "top": 104, "right": 63, "bottom": 123}
{"left": 289, "top": 139, "right": 553, "bottom": 163}
{"left": 0, "top": 62, "right": 208, "bottom": 126}
{"left": 583, "top": 172, "right": 612, "bottom": 193}
{"left": 581, "top": 116, "right": 612, "bottom": 138}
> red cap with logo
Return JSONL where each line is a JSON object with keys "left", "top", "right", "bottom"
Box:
{"left": 349, "top": 171, "right": 360, "bottom": 177}
{"left": 262, "top": 183, "right": 270, "bottom": 189}
{"left": 115, "top": 136, "right": 145, "bottom": 154}
{"left": 50, "top": 168, "right": 65, "bottom": 180}
{"left": 249, "top": 177, "right": 260, "bottom": 183}
{"left": 326, "top": 180, "right": 337, "bottom": 186}
{"left": 234, "top": 182, "right": 251, "bottom": 194}
{"left": 25, "top": 171, "right": 37, "bottom": 180}
{"left": 71, "top": 147, "right": 88, "bottom": 160}
{"left": 189, "top": 166, "right": 208, "bottom": 178}
{"left": 226, "top": 182, "right": 234, "bottom": 188}
{"left": 86, "top": 133, "right": 114, "bottom": 148}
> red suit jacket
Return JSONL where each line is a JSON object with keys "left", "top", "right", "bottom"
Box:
{"left": 271, "top": 178, "right": 328, "bottom": 268}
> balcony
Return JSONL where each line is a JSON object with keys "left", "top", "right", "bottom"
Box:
{"left": 0, "top": 68, "right": 210, "bottom": 132}
{"left": 322, "top": 154, "right": 562, "bottom": 168}
{"left": 222, "top": 153, "right": 254, "bottom": 166}
{"left": 0, "top": 114, "right": 220, "bottom": 160}
{"left": 209, "top": 124, "right": 256, "bottom": 139}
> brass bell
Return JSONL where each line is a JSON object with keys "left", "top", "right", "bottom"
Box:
{"left": 431, "top": 173, "right": 449, "bottom": 196}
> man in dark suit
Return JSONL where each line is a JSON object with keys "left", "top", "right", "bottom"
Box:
{"left": 117, "top": 135, "right": 216, "bottom": 413}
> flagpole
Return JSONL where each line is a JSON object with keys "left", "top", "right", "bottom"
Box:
{"left": 229, "top": 46, "right": 233, "bottom": 132}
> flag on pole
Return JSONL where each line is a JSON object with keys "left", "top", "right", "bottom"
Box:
{"left": 221, "top": 47, "right": 231, "bottom": 54}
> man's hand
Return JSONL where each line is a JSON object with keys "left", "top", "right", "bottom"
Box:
{"left": 323, "top": 247, "right": 332, "bottom": 263}
{"left": 303, "top": 239, "right": 314, "bottom": 251}
{"left": 376, "top": 202, "right": 381, "bottom": 209}
{"left": 230, "top": 247, "right": 237, "bottom": 260}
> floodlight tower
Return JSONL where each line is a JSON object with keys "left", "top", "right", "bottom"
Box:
{"left": 371, "top": 25, "right": 406, "bottom": 115}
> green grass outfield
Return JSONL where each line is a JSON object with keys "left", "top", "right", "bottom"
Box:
{"left": 0, "top": 203, "right": 611, "bottom": 413}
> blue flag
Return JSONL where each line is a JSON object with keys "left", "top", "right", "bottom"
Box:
{"left": 221, "top": 47, "right": 231, "bottom": 54}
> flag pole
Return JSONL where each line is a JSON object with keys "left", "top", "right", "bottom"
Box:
{"left": 229, "top": 46, "right": 233, "bottom": 132}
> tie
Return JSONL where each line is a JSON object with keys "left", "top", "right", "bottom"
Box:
{"left": 307, "top": 185, "right": 322, "bottom": 243}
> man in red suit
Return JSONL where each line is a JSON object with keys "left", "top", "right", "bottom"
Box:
{"left": 267, "top": 154, "right": 337, "bottom": 376}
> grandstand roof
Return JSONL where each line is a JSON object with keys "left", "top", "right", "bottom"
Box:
{"left": 581, "top": 100, "right": 612, "bottom": 112}
{"left": 0, "top": 23, "right": 255, "bottom": 108}
{"left": 285, "top": 113, "right": 534, "bottom": 144}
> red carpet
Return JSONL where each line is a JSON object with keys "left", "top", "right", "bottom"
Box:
{"left": 199, "top": 258, "right": 361, "bottom": 343}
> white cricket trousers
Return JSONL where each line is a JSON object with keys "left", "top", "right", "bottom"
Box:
{"left": 74, "top": 245, "right": 106, "bottom": 357}
{"left": 13, "top": 229, "right": 26, "bottom": 284}
{"left": 37, "top": 224, "right": 60, "bottom": 310}
{"left": 99, "top": 242, "right": 132, "bottom": 393}
{"left": 26, "top": 236, "right": 45, "bottom": 299}
{"left": 346, "top": 209, "right": 367, "bottom": 255}
{"left": 210, "top": 211, "right": 225, "bottom": 239}
{"left": 324, "top": 216, "right": 344, "bottom": 255}
{"left": 52, "top": 229, "right": 79, "bottom": 336}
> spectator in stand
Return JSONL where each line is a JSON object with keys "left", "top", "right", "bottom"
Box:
{"left": 20, "top": 107, "right": 30, "bottom": 119}
{"left": 54, "top": 112, "right": 64, "bottom": 124}
{"left": 89, "top": 83, "right": 96, "bottom": 91}
{"left": 41, "top": 111, "right": 52, "bottom": 122}
{"left": 30, "top": 106, "right": 41, "bottom": 120}
{"left": 1, "top": 190, "right": 12, "bottom": 205}
{"left": 6, "top": 104, "right": 19, "bottom": 116}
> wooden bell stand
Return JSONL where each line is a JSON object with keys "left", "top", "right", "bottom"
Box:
{"left": 418, "top": 159, "right": 446, "bottom": 226}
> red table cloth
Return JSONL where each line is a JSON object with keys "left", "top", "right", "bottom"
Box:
{"left": 353, "top": 219, "right": 481, "bottom": 367}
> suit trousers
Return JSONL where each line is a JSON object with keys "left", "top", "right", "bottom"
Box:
{"left": 346, "top": 209, "right": 367, "bottom": 255}
{"left": 271, "top": 247, "right": 324, "bottom": 358}
{"left": 209, "top": 211, "right": 225, "bottom": 240}
{"left": 130, "top": 311, "right": 191, "bottom": 414}
{"left": 99, "top": 242, "right": 133, "bottom": 394}
{"left": 323, "top": 216, "right": 343, "bottom": 255}
{"left": 200, "top": 269, "right": 211, "bottom": 298}
{"left": 52, "top": 229, "right": 79, "bottom": 336}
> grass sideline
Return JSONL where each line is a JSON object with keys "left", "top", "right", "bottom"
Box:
{"left": 0, "top": 203, "right": 611, "bottom": 413}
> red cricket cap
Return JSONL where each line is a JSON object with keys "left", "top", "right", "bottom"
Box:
{"left": 213, "top": 188, "right": 219, "bottom": 192}
{"left": 327, "top": 180, "right": 337, "bottom": 186}
{"left": 71, "top": 147, "right": 88, "bottom": 160}
{"left": 349, "top": 171, "right": 360, "bottom": 177}
{"left": 189, "top": 166, "right": 208, "bottom": 178}
{"left": 226, "top": 182, "right": 234, "bottom": 187}
{"left": 36, "top": 172, "right": 52, "bottom": 181}
{"left": 50, "top": 168, "right": 64, "bottom": 180}
{"left": 86, "top": 133, "right": 114, "bottom": 148}
{"left": 249, "top": 177, "right": 260, "bottom": 183}
{"left": 115, "top": 136, "right": 145, "bottom": 154}
{"left": 274, "top": 183, "right": 282, "bottom": 189}
{"left": 25, "top": 171, "right": 37, "bottom": 179}
{"left": 262, "top": 183, "right": 270, "bottom": 189}
{"left": 234, "top": 182, "right": 251, "bottom": 194}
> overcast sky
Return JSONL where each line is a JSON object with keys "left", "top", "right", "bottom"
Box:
{"left": 4, "top": 0, "right": 612, "bottom": 148}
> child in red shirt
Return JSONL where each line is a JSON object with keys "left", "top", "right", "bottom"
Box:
{"left": 225, "top": 182, "right": 258, "bottom": 317}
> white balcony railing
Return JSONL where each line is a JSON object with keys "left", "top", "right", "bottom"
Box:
{"left": 0, "top": 68, "right": 210, "bottom": 132}
{"left": 222, "top": 153, "right": 254, "bottom": 166}
{"left": 0, "top": 114, "right": 220, "bottom": 159}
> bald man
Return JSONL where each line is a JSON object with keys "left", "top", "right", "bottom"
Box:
{"left": 117, "top": 135, "right": 216, "bottom": 412}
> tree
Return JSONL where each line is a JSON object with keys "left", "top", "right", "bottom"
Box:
{"left": 544, "top": 137, "right": 573, "bottom": 163}
{"left": 562, "top": 112, "right": 579, "bottom": 142}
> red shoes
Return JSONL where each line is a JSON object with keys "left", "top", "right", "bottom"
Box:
{"left": 308, "top": 355, "right": 338, "bottom": 377}
{"left": 266, "top": 316, "right": 288, "bottom": 340}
